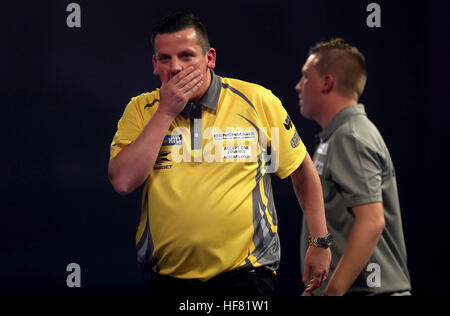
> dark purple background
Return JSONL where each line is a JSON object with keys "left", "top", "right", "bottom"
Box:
{"left": 1, "top": 0, "right": 449, "bottom": 295}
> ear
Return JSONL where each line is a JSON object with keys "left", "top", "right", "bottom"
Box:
{"left": 322, "top": 74, "right": 335, "bottom": 94}
{"left": 206, "top": 48, "right": 216, "bottom": 69}
{"left": 152, "top": 55, "right": 159, "bottom": 76}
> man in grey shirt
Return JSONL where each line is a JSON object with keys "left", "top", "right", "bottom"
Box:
{"left": 295, "top": 38, "right": 411, "bottom": 296}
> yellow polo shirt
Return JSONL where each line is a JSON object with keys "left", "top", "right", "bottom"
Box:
{"left": 110, "top": 71, "right": 306, "bottom": 281}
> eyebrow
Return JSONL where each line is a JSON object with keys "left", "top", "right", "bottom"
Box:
{"left": 178, "top": 48, "right": 197, "bottom": 55}
{"left": 156, "top": 48, "right": 197, "bottom": 58}
{"left": 155, "top": 53, "right": 170, "bottom": 61}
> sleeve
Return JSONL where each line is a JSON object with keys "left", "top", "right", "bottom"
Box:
{"left": 259, "top": 90, "right": 307, "bottom": 179}
{"left": 109, "top": 97, "right": 145, "bottom": 160}
{"left": 328, "top": 130, "right": 383, "bottom": 207}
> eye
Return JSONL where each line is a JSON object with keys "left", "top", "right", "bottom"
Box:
{"left": 158, "top": 55, "right": 170, "bottom": 62}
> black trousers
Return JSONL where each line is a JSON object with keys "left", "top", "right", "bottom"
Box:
{"left": 148, "top": 267, "right": 275, "bottom": 297}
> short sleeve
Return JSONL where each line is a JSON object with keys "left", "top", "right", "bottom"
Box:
{"left": 110, "top": 98, "right": 145, "bottom": 160}
{"left": 328, "top": 131, "right": 383, "bottom": 207}
{"left": 260, "top": 91, "right": 307, "bottom": 179}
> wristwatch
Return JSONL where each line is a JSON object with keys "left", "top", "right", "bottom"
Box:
{"left": 308, "top": 233, "right": 333, "bottom": 248}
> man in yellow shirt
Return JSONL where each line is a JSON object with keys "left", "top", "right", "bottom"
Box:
{"left": 109, "top": 12, "right": 330, "bottom": 296}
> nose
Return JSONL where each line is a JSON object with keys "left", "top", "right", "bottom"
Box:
{"left": 170, "top": 58, "right": 183, "bottom": 77}
{"left": 295, "top": 78, "right": 302, "bottom": 93}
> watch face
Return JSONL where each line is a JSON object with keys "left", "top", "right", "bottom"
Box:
{"left": 309, "top": 234, "right": 333, "bottom": 248}
{"left": 318, "top": 234, "right": 333, "bottom": 247}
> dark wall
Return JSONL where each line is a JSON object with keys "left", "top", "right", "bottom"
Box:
{"left": 1, "top": 0, "right": 449, "bottom": 295}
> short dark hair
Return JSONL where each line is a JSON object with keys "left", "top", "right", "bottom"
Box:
{"left": 309, "top": 38, "right": 367, "bottom": 100}
{"left": 151, "top": 12, "right": 211, "bottom": 53}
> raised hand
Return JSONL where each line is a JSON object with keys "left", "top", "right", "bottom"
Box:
{"left": 157, "top": 66, "right": 204, "bottom": 118}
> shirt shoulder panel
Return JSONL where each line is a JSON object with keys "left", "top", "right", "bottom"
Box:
{"left": 109, "top": 90, "right": 160, "bottom": 160}
{"left": 332, "top": 114, "right": 386, "bottom": 154}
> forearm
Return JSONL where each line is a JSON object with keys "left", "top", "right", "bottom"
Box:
{"left": 325, "top": 211, "right": 384, "bottom": 296}
{"left": 109, "top": 109, "right": 174, "bottom": 195}
{"left": 291, "top": 154, "right": 328, "bottom": 236}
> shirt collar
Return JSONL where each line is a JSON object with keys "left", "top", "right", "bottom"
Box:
{"left": 317, "top": 104, "right": 367, "bottom": 141}
{"left": 179, "top": 69, "right": 221, "bottom": 119}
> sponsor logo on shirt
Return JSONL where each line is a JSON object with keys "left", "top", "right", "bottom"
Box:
{"left": 164, "top": 125, "right": 280, "bottom": 173}
{"left": 291, "top": 130, "right": 300, "bottom": 148}
{"left": 154, "top": 151, "right": 173, "bottom": 170}
{"left": 162, "top": 134, "right": 182, "bottom": 146}
{"left": 223, "top": 145, "right": 252, "bottom": 160}
{"left": 283, "top": 115, "right": 293, "bottom": 130}
{"left": 317, "top": 143, "right": 328, "bottom": 155}
{"left": 213, "top": 131, "right": 257, "bottom": 141}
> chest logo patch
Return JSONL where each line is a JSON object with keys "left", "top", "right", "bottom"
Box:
{"left": 223, "top": 145, "right": 252, "bottom": 160}
{"left": 162, "top": 134, "right": 182, "bottom": 146}
{"left": 213, "top": 131, "right": 257, "bottom": 141}
{"left": 317, "top": 142, "right": 328, "bottom": 155}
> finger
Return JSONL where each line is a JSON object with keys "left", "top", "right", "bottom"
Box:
{"left": 315, "top": 271, "right": 325, "bottom": 288}
{"left": 307, "top": 282, "right": 318, "bottom": 292}
{"left": 310, "top": 271, "right": 321, "bottom": 290}
{"left": 159, "top": 71, "right": 171, "bottom": 86}
{"left": 180, "top": 71, "right": 203, "bottom": 92}
{"left": 313, "top": 272, "right": 327, "bottom": 289}
{"left": 178, "top": 69, "right": 202, "bottom": 89}
{"left": 181, "top": 75, "right": 203, "bottom": 94}
{"left": 318, "top": 274, "right": 325, "bottom": 288}
{"left": 305, "top": 281, "right": 315, "bottom": 293}
{"left": 184, "top": 80, "right": 204, "bottom": 100}
{"left": 171, "top": 66, "right": 195, "bottom": 85}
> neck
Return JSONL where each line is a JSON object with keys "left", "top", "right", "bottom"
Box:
{"left": 318, "top": 97, "right": 358, "bottom": 129}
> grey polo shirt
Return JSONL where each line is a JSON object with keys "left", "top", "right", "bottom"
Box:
{"left": 300, "top": 104, "right": 411, "bottom": 295}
